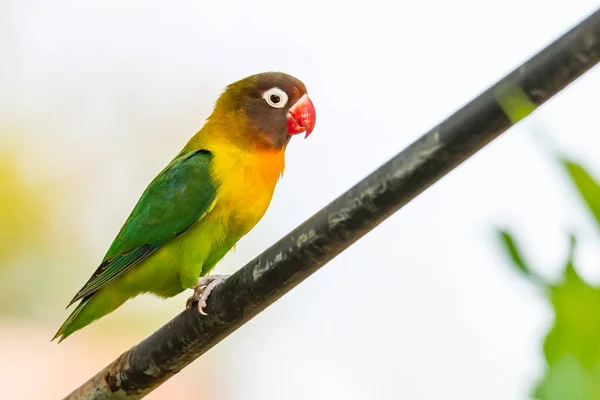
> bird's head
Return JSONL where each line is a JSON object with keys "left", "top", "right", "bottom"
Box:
{"left": 210, "top": 72, "right": 316, "bottom": 150}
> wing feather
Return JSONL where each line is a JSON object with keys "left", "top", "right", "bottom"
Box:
{"left": 67, "top": 149, "right": 217, "bottom": 307}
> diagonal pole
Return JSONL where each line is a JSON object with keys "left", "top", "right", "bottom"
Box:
{"left": 65, "top": 9, "right": 600, "bottom": 400}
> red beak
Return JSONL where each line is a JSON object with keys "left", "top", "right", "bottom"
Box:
{"left": 287, "top": 94, "right": 316, "bottom": 138}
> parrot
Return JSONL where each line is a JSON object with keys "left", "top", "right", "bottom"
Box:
{"left": 53, "top": 72, "right": 316, "bottom": 342}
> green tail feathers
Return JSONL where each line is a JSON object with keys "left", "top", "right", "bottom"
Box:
{"left": 53, "top": 284, "right": 132, "bottom": 342}
{"left": 52, "top": 297, "right": 93, "bottom": 343}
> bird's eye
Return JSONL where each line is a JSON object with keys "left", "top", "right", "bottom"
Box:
{"left": 263, "top": 87, "right": 288, "bottom": 109}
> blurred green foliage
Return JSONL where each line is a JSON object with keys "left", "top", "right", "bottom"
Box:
{"left": 0, "top": 150, "right": 50, "bottom": 263}
{"left": 498, "top": 156, "right": 600, "bottom": 400}
{"left": 0, "top": 140, "right": 88, "bottom": 322}
{"left": 0, "top": 145, "right": 61, "bottom": 317}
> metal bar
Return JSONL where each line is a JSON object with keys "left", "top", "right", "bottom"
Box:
{"left": 65, "top": 8, "right": 600, "bottom": 399}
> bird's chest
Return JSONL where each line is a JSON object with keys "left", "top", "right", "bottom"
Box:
{"left": 209, "top": 149, "right": 284, "bottom": 236}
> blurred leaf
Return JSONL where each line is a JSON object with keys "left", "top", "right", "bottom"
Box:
{"left": 542, "top": 242, "right": 600, "bottom": 369}
{"left": 535, "top": 258, "right": 600, "bottom": 399}
{"left": 561, "top": 157, "right": 600, "bottom": 230}
{"left": 498, "top": 152, "right": 600, "bottom": 399}
{"left": 500, "top": 230, "right": 600, "bottom": 399}
{"left": 497, "top": 229, "right": 532, "bottom": 275}
{"left": 496, "top": 229, "right": 546, "bottom": 286}
{"left": 534, "top": 354, "right": 600, "bottom": 400}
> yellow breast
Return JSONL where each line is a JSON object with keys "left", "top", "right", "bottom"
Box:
{"left": 206, "top": 139, "right": 286, "bottom": 235}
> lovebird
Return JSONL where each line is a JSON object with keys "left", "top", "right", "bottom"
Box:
{"left": 53, "top": 72, "right": 316, "bottom": 342}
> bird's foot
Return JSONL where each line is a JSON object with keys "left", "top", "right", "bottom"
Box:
{"left": 186, "top": 275, "right": 230, "bottom": 315}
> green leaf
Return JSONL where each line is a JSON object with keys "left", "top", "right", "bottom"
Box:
{"left": 496, "top": 229, "right": 535, "bottom": 278}
{"left": 496, "top": 153, "right": 600, "bottom": 400}
{"left": 561, "top": 158, "right": 600, "bottom": 229}
{"left": 534, "top": 354, "right": 600, "bottom": 400}
{"left": 531, "top": 232, "right": 600, "bottom": 400}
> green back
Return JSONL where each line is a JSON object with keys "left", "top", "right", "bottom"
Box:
{"left": 68, "top": 149, "right": 217, "bottom": 306}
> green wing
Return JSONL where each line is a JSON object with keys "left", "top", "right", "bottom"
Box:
{"left": 67, "top": 149, "right": 217, "bottom": 307}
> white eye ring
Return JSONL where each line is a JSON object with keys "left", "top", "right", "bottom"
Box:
{"left": 262, "top": 87, "right": 288, "bottom": 109}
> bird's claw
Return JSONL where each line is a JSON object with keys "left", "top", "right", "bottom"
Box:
{"left": 186, "top": 275, "right": 229, "bottom": 315}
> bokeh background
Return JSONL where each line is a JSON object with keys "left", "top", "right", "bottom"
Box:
{"left": 2, "top": 1, "right": 600, "bottom": 399}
